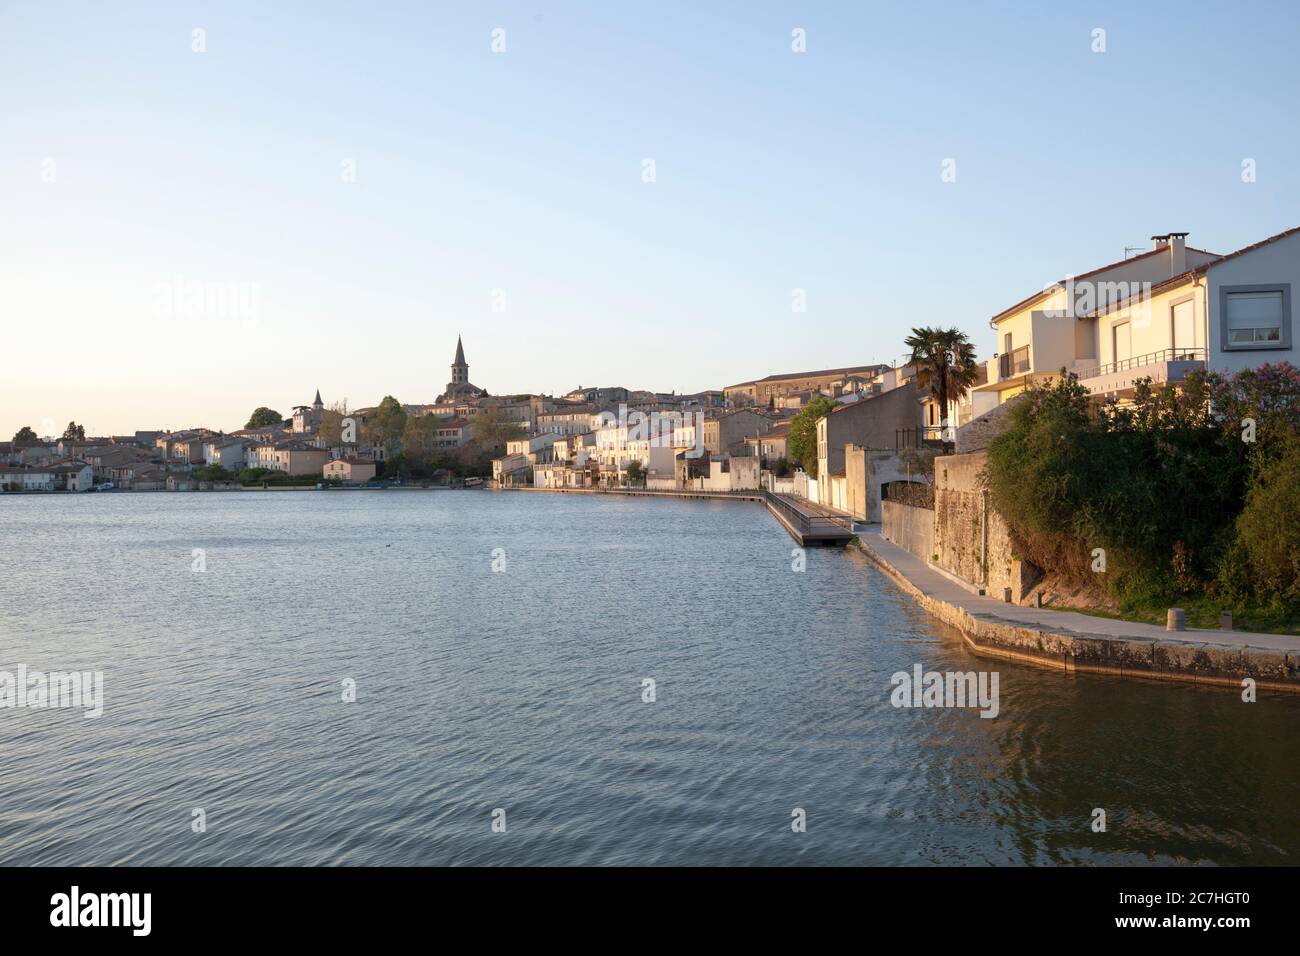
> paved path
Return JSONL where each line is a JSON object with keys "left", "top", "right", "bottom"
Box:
{"left": 861, "top": 527, "right": 1300, "bottom": 653}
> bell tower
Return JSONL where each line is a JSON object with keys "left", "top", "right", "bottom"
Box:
{"left": 451, "top": 335, "right": 468, "bottom": 386}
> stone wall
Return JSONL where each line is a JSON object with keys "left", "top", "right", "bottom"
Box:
{"left": 954, "top": 392, "right": 1026, "bottom": 454}
{"left": 882, "top": 500, "right": 934, "bottom": 563}
{"left": 933, "top": 451, "right": 1040, "bottom": 602}
{"left": 844, "top": 447, "right": 919, "bottom": 522}
{"left": 855, "top": 537, "right": 1300, "bottom": 692}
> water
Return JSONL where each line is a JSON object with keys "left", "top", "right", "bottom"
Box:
{"left": 1, "top": 490, "right": 1298, "bottom": 866}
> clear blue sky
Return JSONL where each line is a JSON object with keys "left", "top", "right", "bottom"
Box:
{"left": 2, "top": 0, "right": 1297, "bottom": 436}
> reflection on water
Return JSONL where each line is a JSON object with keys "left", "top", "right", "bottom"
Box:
{"left": 1, "top": 491, "right": 1297, "bottom": 865}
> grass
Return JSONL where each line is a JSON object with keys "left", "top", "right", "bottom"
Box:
{"left": 1049, "top": 594, "right": 1300, "bottom": 636}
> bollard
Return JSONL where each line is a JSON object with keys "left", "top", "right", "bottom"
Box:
{"left": 1002, "top": 587, "right": 1012, "bottom": 603}
{"left": 1034, "top": 591, "right": 1044, "bottom": 608}
{"left": 1166, "top": 608, "right": 1186, "bottom": 631}
{"left": 1219, "top": 610, "right": 1234, "bottom": 630}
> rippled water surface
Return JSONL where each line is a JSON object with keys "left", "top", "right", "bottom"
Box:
{"left": 1, "top": 490, "right": 1298, "bottom": 865}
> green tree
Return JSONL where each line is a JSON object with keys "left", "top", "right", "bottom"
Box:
{"left": 788, "top": 395, "right": 835, "bottom": 476}
{"left": 401, "top": 414, "right": 441, "bottom": 458}
{"left": 317, "top": 400, "right": 351, "bottom": 447}
{"left": 625, "top": 460, "right": 646, "bottom": 485}
{"left": 194, "top": 464, "right": 233, "bottom": 482}
{"left": 12, "top": 426, "right": 38, "bottom": 442}
{"left": 904, "top": 326, "right": 980, "bottom": 445}
{"left": 363, "top": 396, "right": 407, "bottom": 454}
{"left": 61, "top": 421, "right": 86, "bottom": 441}
{"left": 470, "top": 408, "right": 526, "bottom": 456}
{"left": 245, "top": 407, "right": 283, "bottom": 429}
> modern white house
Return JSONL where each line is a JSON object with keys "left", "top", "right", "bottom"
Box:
{"left": 1078, "top": 225, "right": 1299, "bottom": 397}
{"left": 974, "top": 226, "right": 1299, "bottom": 405}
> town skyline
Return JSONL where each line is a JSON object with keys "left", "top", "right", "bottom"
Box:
{"left": 4, "top": 2, "right": 1298, "bottom": 438}
{"left": 2, "top": 330, "right": 901, "bottom": 439}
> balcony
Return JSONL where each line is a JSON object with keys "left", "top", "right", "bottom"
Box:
{"left": 1075, "top": 348, "right": 1206, "bottom": 397}
{"left": 895, "top": 426, "right": 951, "bottom": 449}
{"left": 998, "top": 345, "right": 1031, "bottom": 380}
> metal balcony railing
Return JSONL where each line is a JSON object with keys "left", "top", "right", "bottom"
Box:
{"left": 760, "top": 490, "right": 853, "bottom": 535}
{"left": 998, "top": 345, "right": 1031, "bottom": 380}
{"left": 895, "top": 426, "right": 951, "bottom": 449}
{"left": 1075, "top": 347, "right": 1206, "bottom": 382}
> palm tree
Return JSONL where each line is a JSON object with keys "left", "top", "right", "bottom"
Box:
{"left": 903, "top": 326, "right": 979, "bottom": 448}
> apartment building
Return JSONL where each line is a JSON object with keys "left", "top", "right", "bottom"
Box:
{"left": 432, "top": 418, "right": 470, "bottom": 449}
{"left": 724, "top": 364, "right": 890, "bottom": 406}
{"left": 815, "top": 383, "right": 925, "bottom": 484}
{"left": 1076, "top": 225, "right": 1300, "bottom": 397}
{"left": 702, "top": 408, "right": 776, "bottom": 456}
{"left": 505, "top": 433, "right": 560, "bottom": 463}
{"left": 537, "top": 404, "right": 600, "bottom": 436}
{"left": 248, "top": 440, "right": 329, "bottom": 475}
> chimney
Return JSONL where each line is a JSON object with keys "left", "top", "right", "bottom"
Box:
{"left": 1168, "top": 231, "right": 1188, "bottom": 274}
{"left": 1151, "top": 233, "right": 1169, "bottom": 250}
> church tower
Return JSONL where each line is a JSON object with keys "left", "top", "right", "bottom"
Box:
{"left": 451, "top": 335, "right": 468, "bottom": 386}
{"left": 438, "top": 335, "right": 484, "bottom": 404}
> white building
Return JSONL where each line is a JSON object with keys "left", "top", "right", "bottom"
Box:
{"left": 976, "top": 227, "right": 1300, "bottom": 406}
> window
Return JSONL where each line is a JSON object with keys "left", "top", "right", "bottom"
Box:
{"left": 1171, "top": 299, "right": 1196, "bottom": 356}
{"left": 1113, "top": 321, "right": 1131, "bottom": 364}
{"left": 1222, "top": 287, "right": 1288, "bottom": 348}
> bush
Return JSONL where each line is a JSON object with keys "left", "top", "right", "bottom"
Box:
{"left": 985, "top": 373, "right": 1243, "bottom": 600}
{"left": 985, "top": 366, "right": 1300, "bottom": 613}
{"left": 1231, "top": 436, "right": 1300, "bottom": 601}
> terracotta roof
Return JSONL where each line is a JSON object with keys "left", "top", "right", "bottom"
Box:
{"left": 1201, "top": 223, "right": 1300, "bottom": 268}
{"left": 1082, "top": 224, "right": 1300, "bottom": 319}
{"left": 991, "top": 242, "right": 1221, "bottom": 324}
{"left": 725, "top": 364, "right": 889, "bottom": 390}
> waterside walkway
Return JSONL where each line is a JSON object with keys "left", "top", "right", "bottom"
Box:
{"left": 857, "top": 528, "right": 1300, "bottom": 692}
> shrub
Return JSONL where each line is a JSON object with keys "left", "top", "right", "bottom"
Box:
{"left": 985, "top": 372, "right": 1244, "bottom": 600}
{"left": 1231, "top": 436, "right": 1300, "bottom": 601}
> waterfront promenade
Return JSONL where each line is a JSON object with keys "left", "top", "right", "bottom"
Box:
{"left": 858, "top": 529, "right": 1300, "bottom": 691}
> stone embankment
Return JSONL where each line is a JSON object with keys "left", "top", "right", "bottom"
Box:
{"left": 856, "top": 532, "right": 1300, "bottom": 693}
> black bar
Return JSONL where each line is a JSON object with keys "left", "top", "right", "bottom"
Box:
{"left": 0, "top": 866, "right": 1280, "bottom": 943}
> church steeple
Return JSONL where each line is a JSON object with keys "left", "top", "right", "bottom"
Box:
{"left": 451, "top": 335, "right": 468, "bottom": 385}
{"left": 313, "top": 388, "right": 323, "bottom": 409}
{"left": 438, "top": 334, "right": 482, "bottom": 404}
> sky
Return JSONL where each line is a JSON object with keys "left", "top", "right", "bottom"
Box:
{"left": 2, "top": 0, "right": 1298, "bottom": 437}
